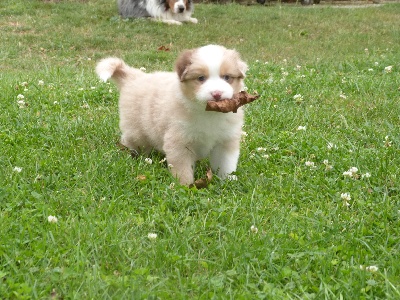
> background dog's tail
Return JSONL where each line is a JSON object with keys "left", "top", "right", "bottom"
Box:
{"left": 96, "top": 57, "right": 141, "bottom": 89}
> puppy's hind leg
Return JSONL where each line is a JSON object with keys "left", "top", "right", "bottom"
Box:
{"left": 120, "top": 133, "right": 152, "bottom": 156}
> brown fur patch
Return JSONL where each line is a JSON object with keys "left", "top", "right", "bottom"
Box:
{"left": 182, "top": 65, "right": 210, "bottom": 81}
{"left": 220, "top": 50, "right": 246, "bottom": 79}
{"left": 175, "top": 50, "right": 193, "bottom": 80}
{"left": 165, "top": 0, "right": 177, "bottom": 11}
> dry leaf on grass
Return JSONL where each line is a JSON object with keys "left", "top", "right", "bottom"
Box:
{"left": 157, "top": 45, "right": 170, "bottom": 51}
{"left": 190, "top": 169, "right": 213, "bottom": 189}
{"left": 136, "top": 175, "right": 147, "bottom": 181}
{"left": 205, "top": 91, "right": 259, "bottom": 113}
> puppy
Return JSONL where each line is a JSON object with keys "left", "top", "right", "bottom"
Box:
{"left": 96, "top": 45, "right": 248, "bottom": 185}
{"left": 118, "top": 0, "right": 198, "bottom": 25}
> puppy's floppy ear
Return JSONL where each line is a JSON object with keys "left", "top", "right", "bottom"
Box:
{"left": 237, "top": 60, "right": 248, "bottom": 78}
{"left": 175, "top": 49, "right": 194, "bottom": 81}
{"left": 226, "top": 49, "right": 248, "bottom": 78}
{"left": 161, "top": 0, "right": 170, "bottom": 11}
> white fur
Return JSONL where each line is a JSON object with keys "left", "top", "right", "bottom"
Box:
{"left": 145, "top": 0, "right": 197, "bottom": 25}
{"left": 96, "top": 45, "right": 247, "bottom": 185}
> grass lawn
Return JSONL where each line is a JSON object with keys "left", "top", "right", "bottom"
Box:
{"left": 1, "top": 0, "right": 400, "bottom": 298}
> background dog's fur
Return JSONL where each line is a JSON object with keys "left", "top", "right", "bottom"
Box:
{"left": 118, "top": 0, "right": 151, "bottom": 18}
{"left": 96, "top": 45, "right": 247, "bottom": 185}
{"left": 118, "top": 0, "right": 197, "bottom": 25}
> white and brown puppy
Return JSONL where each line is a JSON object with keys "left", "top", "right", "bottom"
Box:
{"left": 96, "top": 45, "right": 248, "bottom": 185}
{"left": 118, "top": 0, "right": 197, "bottom": 25}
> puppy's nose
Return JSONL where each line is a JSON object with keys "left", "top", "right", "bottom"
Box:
{"left": 178, "top": 5, "right": 185, "bottom": 12}
{"left": 211, "top": 91, "right": 222, "bottom": 101}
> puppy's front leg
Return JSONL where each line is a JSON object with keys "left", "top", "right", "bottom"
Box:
{"left": 186, "top": 17, "right": 198, "bottom": 24}
{"left": 210, "top": 139, "right": 240, "bottom": 180}
{"left": 152, "top": 18, "right": 182, "bottom": 25}
{"left": 166, "top": 152, "right": 195, "bottom": 185}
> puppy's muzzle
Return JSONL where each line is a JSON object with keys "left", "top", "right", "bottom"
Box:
{"left": 177, "top": 5, "right": 185, "bottom": 13}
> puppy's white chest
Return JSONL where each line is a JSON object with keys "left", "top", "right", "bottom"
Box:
{"left": 184, "top": 113, "right": 241, "bottom": 158}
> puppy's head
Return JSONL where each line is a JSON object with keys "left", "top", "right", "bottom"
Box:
{"left": 164, "top": 0, "right": 191, "bottom": 14}
{"left": 176, "top": 45, "right": 248, "bottom": 103}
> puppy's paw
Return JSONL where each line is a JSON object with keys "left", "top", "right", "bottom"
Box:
{"left": 189, "top": 17, "right": 198, "bottom": 24}
{"left": 165, "top": 19, "right": 183, "bottom": 25}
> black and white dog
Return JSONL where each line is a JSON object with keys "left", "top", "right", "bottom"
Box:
{"left": 118, "top": 0, "right": 198, "bottom": 25}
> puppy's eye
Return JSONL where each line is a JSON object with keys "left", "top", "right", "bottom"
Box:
{"left": 197, "top": 76, "right": 206, "bottom": 82}
{"left": 222, "top": 75, "right": 231, "bottom": 82}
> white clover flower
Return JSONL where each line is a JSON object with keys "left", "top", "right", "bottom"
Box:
{"left": 144, "top": 158, "right": 152, "bottom": 164}
{"left": 140, "top": 67, "right": 147, "bottom": 72}
{"left": 256, "top": 147, "right": 267, "bottom": 152}
{"left": 227, "top": 174, "right": 238, "bottom": 181}
{"left": 384, "top": 66, "right": 393, "bottom": 73}
{"left": 263, "top": 154, "right": 270, "bottom": 159}
{"left": 47, "top": 215, "right": 58, "bottom": 223}
{"left": 169, "top": 182, "right": 175, "bottom": 189}
{"left": 241, "top": 131, "right": 248, "bottom": 137}
{"left": 159, "top": 157, "right": 167, "bottom": 164}
{"left": 305, "top": 161, "right": 315, "bottom": 167}
{"left": 368, "top": 68, "right": 374, "bottom": 72}
{"left": 147, "top": 233, "right": 157, "bottom": 240}
{"left": 297, "top": 126, "right": 306, "bottom": 131}
{"left": 343, "top": 171, "right": 353, "bottom": 177}
{"left": 327, "top": 142, "right": 337, "bottom": 150}
{"left": 53, "top": 101, "right": 59, "bottom": 105}
{"left": 20, "top": 82, "right": 28, "bottom": 87}
{"left": 349, "top": 167, "right": 358, "bottom": 174}
{"left": 365, "top": 265, "right": 379, "bottom": 272}
{"left": 295, "top": 65, "right": 301, "bottom": 71}
{"left": 362, "top": 172, "right": 371, "bottom": 179}
{"left": 293, "top": 94, "right": 303, "bottom": 102}
{"left": 374, "top": 62, "right": 379, "bottom": 66}
{"left": 343, "top": 167, "right": 358, "bottom": 178}
{"left": 282, "top": 71, "right": 289, "bottom": 77}
{"left": 13, "top": 167, "right": 22, "bottom": 173}
{"left": 384, "top": 135, "right": 392, "bottom": 147}
{"left": 341, "top": 192, "right": 351, "bottom": 201}
{"left": 17, "top": 94, "right": 25, "bottom": 100}
{"left": 250, "top": 225, "right": 258, "bottom": 233}
{"left": 17, "top": 100, "right": 26, "bottom": 108}
{"left": 323, "top": 160, "right": 333, "bottom": 170}
{"left": 339, "top": 93, "right": 347, "bottom": 99}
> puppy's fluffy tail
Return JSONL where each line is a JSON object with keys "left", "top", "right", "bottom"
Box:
{"left": 96, "top": 57, "right": 142, "bottom": 88}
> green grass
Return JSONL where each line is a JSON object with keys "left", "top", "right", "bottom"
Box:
{"left": 1, "top": 0, "right": 400, "bottom": 298}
